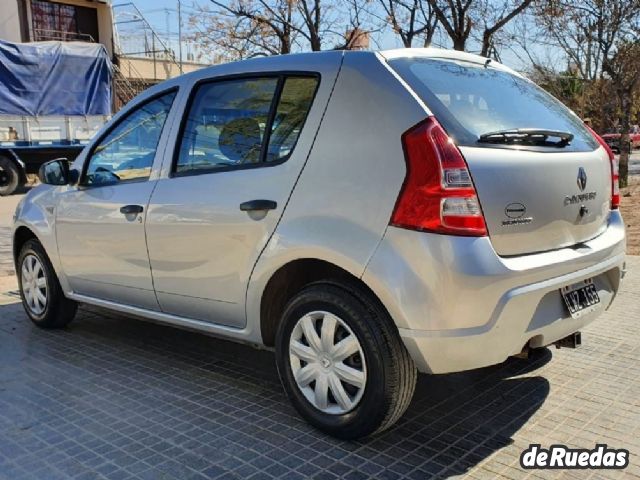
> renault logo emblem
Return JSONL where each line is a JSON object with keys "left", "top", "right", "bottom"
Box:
{"left": 577, "top": 167, "right": 587, "bottom": 191}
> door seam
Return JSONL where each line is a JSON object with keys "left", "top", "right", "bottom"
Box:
{"left": 243, "top": 52, "right": 347, "bottom": 325}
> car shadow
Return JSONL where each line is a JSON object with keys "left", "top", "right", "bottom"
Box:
{"left": 0, "top": 302, "right": 551, "bottom": 479}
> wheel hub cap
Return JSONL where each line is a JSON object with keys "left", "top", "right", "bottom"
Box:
{"left": 21, "top": 254, "right": 48, "bottom": 315}
{"left": 289, "top": 311, "right": 367, "bottom": 415}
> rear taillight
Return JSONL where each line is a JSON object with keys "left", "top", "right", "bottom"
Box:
{"left": 391, "top": 117, "right": 487, "bottom": 236}
{"left": 586, "top": 125, "right": 619, "bottom": 209}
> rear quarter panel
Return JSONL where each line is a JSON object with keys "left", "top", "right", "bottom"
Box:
{"left": 246, "top": 52, "right": 428, "bottom": 331}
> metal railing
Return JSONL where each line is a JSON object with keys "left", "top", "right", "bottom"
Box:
{"left": 32, "top": 29, "right": 95, "bottom": 43}
{"left": 112, "top": 2, "right": 181, "bottom": 76}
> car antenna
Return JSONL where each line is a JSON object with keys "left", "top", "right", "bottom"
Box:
{"left": 484, "top": 58, "right": 492, "bottom": 68}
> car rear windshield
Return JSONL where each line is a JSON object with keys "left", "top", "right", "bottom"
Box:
{"left": 388, "top": 57, "right": 598, "bottom": 152}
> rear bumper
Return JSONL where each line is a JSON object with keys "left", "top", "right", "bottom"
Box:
{"left": 362, "top": 211, "right": 626, "bottom": 374}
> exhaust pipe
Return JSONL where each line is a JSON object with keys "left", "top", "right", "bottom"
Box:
{"left": 514, "top": 343, "right": 530, "bottom": 359}
{"left": 554, "top": 332, "right": 581, "bottom": 349}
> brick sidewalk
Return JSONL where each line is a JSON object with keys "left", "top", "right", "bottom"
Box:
{"left": 0, "top": 258, "right": 639, "bottom": 480}
{"left": 0, "top": 227, "right": 14, "bottom": 277}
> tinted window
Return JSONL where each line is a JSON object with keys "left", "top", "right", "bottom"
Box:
{"left": 176, "top": 78, "right": 278, "bottom": 174}
{"left": 266, "top": 77, "right": 318, "bottom": 162}
{"left": 176, "top": 76, "right": 318, "bottom": 174}
{"left": 85, "top": 91, "right": 176, "bottom": 186}
{"left": 389, "top": 58, "right": 597, "bottom": 151}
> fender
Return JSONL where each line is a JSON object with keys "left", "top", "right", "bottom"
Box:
{"left": 12, "top": 185, "right": 71, "bottom": 293}
{"left": 245, "top": 215, "right": 386, "bottom": 342}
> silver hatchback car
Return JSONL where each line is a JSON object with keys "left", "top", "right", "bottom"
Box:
{"left": 13, "top": 49, "right": 626, "bottom": 439}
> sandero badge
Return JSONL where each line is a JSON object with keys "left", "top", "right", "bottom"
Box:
{"left": 502, "top": 202, "right": 533, "bottom": 226}
{"left": 505, "top": 202, "right": 526, "bottom": 218}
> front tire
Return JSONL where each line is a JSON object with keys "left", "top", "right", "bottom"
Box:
{"left": 275, "top": 282, "right": 417, "bottom": 439}
{"left": 17, "top": 239, "right": 77, "bottom": 328}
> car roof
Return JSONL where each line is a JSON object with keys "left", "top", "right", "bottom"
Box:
{"left": 379, "top": 48, "right": 522, "bottom": 77}
{"left": 137, "top": 48, "right": 523, "bottom": 103}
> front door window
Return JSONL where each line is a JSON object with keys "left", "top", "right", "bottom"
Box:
{"left": 84, "top": 91, "right": 176, "bottom": 186}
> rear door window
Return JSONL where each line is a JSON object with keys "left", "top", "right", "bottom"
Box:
{"left": 175, "top": 75, "right": 318, "bottom": 175}
{"left": 388, "top": 57, "right": 597, "bottom": 152}
{"left": 266, "top": 77, "right": 318, "bottom": 162}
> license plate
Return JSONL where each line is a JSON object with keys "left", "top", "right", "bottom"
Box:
{"left": 561, "top": 279, "right": 600, "bottom": 318}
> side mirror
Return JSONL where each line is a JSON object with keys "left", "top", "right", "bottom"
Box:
{"left": 38, "top": 159, "right": 79, "bottom": 186}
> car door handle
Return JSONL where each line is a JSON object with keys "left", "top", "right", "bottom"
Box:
{"left": 120, "top": 204, "right": 144, "bottom": 215}
{"left": 239, "top": 200, "right": 277, "bottom": 211}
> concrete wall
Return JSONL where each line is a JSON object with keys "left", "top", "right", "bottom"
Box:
{"left": 118, "top": 56, "right": 207, "bottom": 81}
{"left": 0, "top": 1, "right": 25, "bottom": 42}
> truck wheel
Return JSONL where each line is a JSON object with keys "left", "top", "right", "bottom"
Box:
{"left": 0, "top": 155, "right": 20, "bottom": 196}
{"left": 275, "top": 281, "right": 417, "bottom": 439}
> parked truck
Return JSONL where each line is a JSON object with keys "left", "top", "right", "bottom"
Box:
{"left": 0, "top": 40, "right": 112, "bottom": 195}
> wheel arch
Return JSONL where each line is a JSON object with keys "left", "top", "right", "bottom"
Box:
{"left": 259, "top": 258, "right": 394, "bottom": 347}
{"left": 13, "top": 225, "right": 39, "bottom": 268}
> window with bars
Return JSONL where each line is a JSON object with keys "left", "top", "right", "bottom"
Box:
{"left": 31, "top": 0, "right": 99, "bottom": 43}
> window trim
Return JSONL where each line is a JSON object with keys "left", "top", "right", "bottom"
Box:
{"left": 79, "top": 87, "right": 179, "bottom": 188}
{"left": 170, "top": 71, "right": 321, "bottom": 179}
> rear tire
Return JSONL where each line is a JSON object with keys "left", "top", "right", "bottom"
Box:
{"left": 275, "top": 281, "right": 417, "bottom": 439}
{"left": 17, "top": 239, "right": 77, "bottom": 328}
{"left": 0, "top": 155, "right": 20, "bottom": 196}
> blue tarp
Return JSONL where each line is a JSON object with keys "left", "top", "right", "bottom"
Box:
{"left": 0, "top": 40, "right": 112, "bottom": 116}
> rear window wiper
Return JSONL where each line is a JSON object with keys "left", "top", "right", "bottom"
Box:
{"left": 478, "top": 129, "right": 574, "bottom": 147}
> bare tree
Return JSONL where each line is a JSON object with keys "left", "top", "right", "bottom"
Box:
{"left": 533, "top": 0, "right": 640, "bottom": 187}
{"left": 477, "top": 0, "right": 533, "bottom": 56}
{"left": 334, "top": 0, "right": 380, "bottom": 50}
{"left": 191, "top": 0, "right": 297, "bottom": 59}
{"left": 378, "top": 0, "right": 439, "bottom": 47}
{"left": 603, "top": 42, "right": 640, "bottom": 187}
{"left": 292, "top": 0, "right": 376, "bottom": 51}
{"left": 192, "top": 0, "right": 373, "bottom": 56}
{"left": 535, "top": 0, "right": 640, "bottom": 81}
{"left": 296, "top": 0, "right": 323, "bottom": 50}
{"left": 424, "top": 0, "right": 532, "bottom": 54}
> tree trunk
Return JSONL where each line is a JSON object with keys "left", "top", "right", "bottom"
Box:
{"left": 310, "top": 34, "right": 321, "bottom": 51}
{"left": 452, "top": 36, "right": 466, "bottom": 51}
{"left": 481, "top": 31, "right": 491, "bottom": 57}
{"left": 619, "top": 95, "right": 631, "bottom": 188}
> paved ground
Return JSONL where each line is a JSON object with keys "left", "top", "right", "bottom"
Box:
{"left": 0, "top": 170, "right": 639, "bottom": 479}
{"left": 0, "top": 191, "right": 22, "bottom": 276}
{"left": 0, "top": 255, "right": 639, "bottom": 479}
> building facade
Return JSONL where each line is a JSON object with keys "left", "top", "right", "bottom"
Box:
{"left": 0, "top": 0, "right": 114, "bottom": 57}
{"left": 1, "top": 0, "right": 208, "bottom": 109}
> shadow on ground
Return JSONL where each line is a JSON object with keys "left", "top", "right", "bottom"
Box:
{"left": 0, "top": 301, "right": 550, "bottom": 479}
